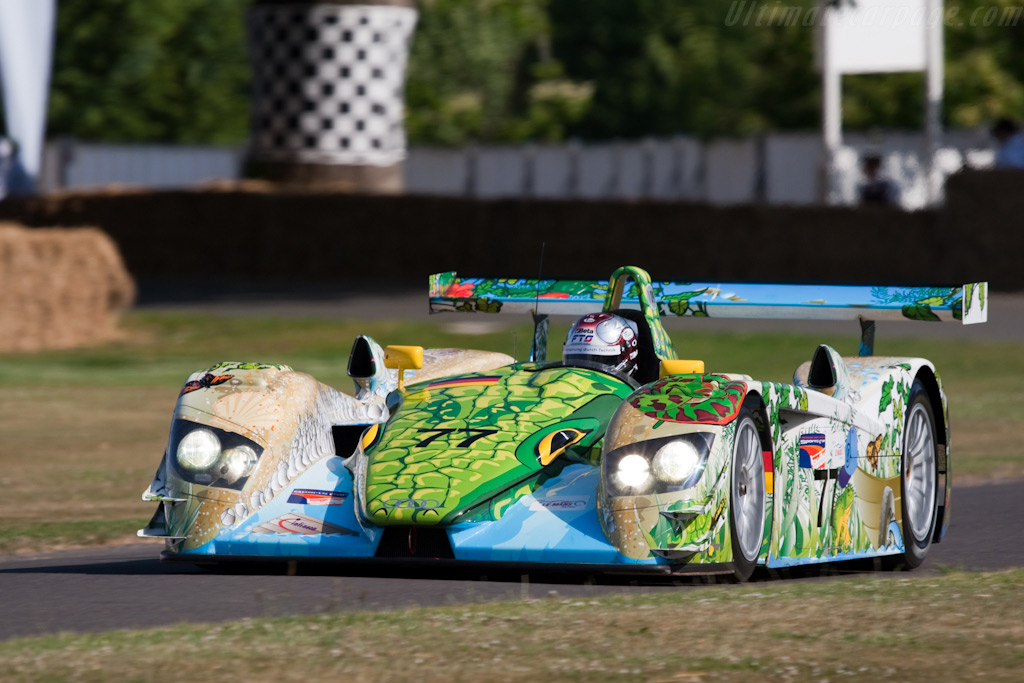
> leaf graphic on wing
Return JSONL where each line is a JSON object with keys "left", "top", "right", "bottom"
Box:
{"left": 668, "top": 299, "right": 690, "bottom": 316}
{"left": 901, "top": 304, "right": 940, "bottom": 322}
{"left": 475, "top": 298, "right": 502, "bottom": 313}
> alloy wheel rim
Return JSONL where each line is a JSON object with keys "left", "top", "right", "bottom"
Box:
{"left": 732, "top": 420, "right": 765, "bottom": 562}
{"left": 904, "top": 402, "right": 936, "bottom": 543}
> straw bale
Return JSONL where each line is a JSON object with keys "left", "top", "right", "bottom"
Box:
{"left": 0, "top": 222, "right": 135, "bottom": 352}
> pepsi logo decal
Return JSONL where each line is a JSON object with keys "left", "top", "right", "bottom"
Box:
{"left": 798, "top": 433, "right": 828, "bottom": 470}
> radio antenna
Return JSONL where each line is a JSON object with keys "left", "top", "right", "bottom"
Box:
{"left": 534, "top": 241, "right": 546, "bottom": 316}
{"left": 530, "top": 242, "right": 550, "bottom": 363}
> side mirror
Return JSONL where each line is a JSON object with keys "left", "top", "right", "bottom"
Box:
{"left": 660, "top": 359, "right": 705, "bottom": 377}
{"left": 348, "top": 336, "right": 377, "bottom": 379}
{"left": 347, "top": 335, "right": 390, "bottom": 397}
{"left": 384, "top": 345, "right": 424, "bottom": 391}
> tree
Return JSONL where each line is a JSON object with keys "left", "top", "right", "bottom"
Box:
{"left": 547, "top": 0, "right": 823, "bottom": 139}
{"left": 549, "top": 0, "right": 1024, "bottom": 139}
{"left": 404, "top": 0, "right": 592, "bottom": 144}
{"left": 42, "top": 0, "right": 1024, "bottom": 145}
{"left": 943, "top": 0, "right": 1024, "bottom": 128}
{"left": 48, "top": 0, "right": 250, "bottom": 144}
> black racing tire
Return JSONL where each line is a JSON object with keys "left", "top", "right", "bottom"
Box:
{"left": 729, "top": 409, "right": 766, "bottom": 581}
{"left": 886, "top": 381, "right": 939, "bottom": 570}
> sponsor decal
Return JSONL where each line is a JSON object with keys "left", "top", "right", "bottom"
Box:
{"left": 529, "top": 496, "right": 590, "bottom": 512}
{"left": 287, "top": 489, "right": 348, "bottom": 506}
{"left": 254, "top": 513, "right": 357, "bottom": 536}
{"left": 382, "top": 498, "right": 442, "bottom": 510}
{"left": 798, "top": 433, "right": 828, "bottom": 470}
{"left": 564, "top": 341, "right": 617, "bottom": 355}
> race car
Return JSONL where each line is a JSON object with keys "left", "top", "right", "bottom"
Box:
{"left": 140, "top": 266, "right": 987, "bottom": 580}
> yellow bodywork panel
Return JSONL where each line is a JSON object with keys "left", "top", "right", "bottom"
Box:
{"left": 660, "top": 359, "right": 706, "bottom": 376}
{"left": 384, "top": 345, "right": 424, "bottom": 391}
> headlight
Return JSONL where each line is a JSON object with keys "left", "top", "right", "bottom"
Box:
{"left": 614, "top": 453, "right": 653, "bottom": 492}
{"left": 219, "top": 445, "right": 258, "bottom": 483}
{"left": 177, "top": 429, "right": 221, "bottom": 470}
{"left": 603, "top": 433, "right": 714, "bottom": 497}
{"left": 652, "top": 440, "right": 701, "bottom": 484}
{"left": 167, "top": 419, "right": 265, "bottom": 490}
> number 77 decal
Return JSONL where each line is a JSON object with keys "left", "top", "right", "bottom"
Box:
{"left": 415, "top": 428, "right": 498, "bottom": 448}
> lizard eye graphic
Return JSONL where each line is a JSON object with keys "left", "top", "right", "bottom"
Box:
{"left": 360, "top": 424, "right": 381, "bottom": 452}
{"left": 536, "top": 428, "right": 589, "bottom": 466}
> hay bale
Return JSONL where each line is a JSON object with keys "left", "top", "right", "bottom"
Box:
{"left": 0, "top": 223, "right": 135, "bottom": 352}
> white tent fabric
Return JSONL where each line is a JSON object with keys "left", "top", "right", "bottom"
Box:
{"left": 0, "top": 0, "right": 56, "bottom": 195}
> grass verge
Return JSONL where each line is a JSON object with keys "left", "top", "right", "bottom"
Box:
{"left": 0, "top": 519, "right": 148, "bottom": 556}
{"left": 0, "top": 569, "right": 1021, "bottom": 681}
{"left": 0, "top": 311, "right": 1020, "bottom": 554}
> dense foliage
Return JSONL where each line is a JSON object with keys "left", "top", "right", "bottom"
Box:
{"left": 405, "top": 0, "right": 593, "bottom": 144}
{"left": 39, "top": 0, "right": 1024, "bottom": 145}
{"left": 47, "top": 0, "right": 250, "bottom": 144}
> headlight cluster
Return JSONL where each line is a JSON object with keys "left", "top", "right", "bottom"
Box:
{"left": 169, "top": 419, "right": 264, "bottom": 490}
{"left": 603, "top": 433, "right": 714, "bottom": 497}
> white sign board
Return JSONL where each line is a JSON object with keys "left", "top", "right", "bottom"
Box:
{"left": 818, "top": 0, "right": 944, "bottom": 205}
{"left": 825, "top": 0, "right": 930, "bottom": 74}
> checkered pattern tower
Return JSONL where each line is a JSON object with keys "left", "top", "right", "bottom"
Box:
{"left": 246, "top": 0, "right": 417, "bottom": 191}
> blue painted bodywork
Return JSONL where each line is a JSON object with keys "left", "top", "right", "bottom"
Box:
{"left": 194, "top": 459, "right": 665, "bottom": 566}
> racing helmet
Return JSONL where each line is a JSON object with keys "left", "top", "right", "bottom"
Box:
{"left": 563, "top": 312, "right": 640, "bottom": 376}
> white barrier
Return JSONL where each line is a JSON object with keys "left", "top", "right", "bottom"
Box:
{"left": 42, "top": 131, "right": 997, "bottom": 209}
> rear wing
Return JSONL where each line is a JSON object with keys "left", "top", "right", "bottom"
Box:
{"left": 429, "top": 272, "right": 988, "bottom": 325}
{"left": 430, "top": 270, "right": 987, "bottom": 360}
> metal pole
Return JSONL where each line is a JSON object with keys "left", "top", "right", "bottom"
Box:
{"left": 924, "top": 0, "right": 944, "bottom": 205}
{"left": 821, "top": 2, "right": 842, "bottom": 205}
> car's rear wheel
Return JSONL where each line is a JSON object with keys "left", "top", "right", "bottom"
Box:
{"left": 887, "top": 381, "right": 938, "bottom": 570}
{"left": 730, "top": 411, "right": 765, "bottom": 581}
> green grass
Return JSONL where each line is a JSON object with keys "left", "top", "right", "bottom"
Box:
{"left": 0, "top": 311, "right": 1020, "bottom": 554}
{"left": 1, "top": 569, "right": 1022, "bottom": 681}
{"left": 0, "top": 313, "right": 535, "bottom": 389}
{"left": 0, "top": 519, "right": 148, "bottom": 555}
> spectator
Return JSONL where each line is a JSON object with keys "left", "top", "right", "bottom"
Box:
{"left": 0, "top": 137, "right": 13, "bottom": 200}
{"left": 991, "top": 118, "right": 1024, "bottom": 169}
{"left": 858, "top": 153, "right": 900, "bottom": 207}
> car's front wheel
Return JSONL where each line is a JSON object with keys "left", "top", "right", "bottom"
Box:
{"left": 730, "top": 410, "right": 765, "bottom": 581}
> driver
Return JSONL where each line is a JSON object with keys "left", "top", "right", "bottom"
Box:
{"left": 563, "top": 313, "right": 639, "bottom": 377}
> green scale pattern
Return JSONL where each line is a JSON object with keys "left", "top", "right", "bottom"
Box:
{"left": 364, "top": 365, "right": 633, "bottom": 525}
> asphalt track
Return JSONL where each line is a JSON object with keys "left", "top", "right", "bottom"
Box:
{"left": 1, "top": 482, "right": 1020, "bottom": 642}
